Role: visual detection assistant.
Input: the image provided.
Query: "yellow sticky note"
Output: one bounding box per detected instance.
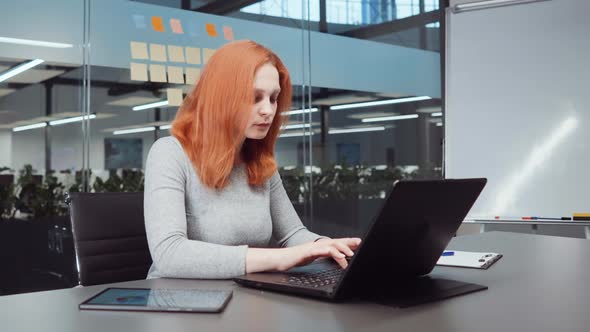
[203,48,216,64]
[167,88,184,106]
[149,64,167,82]
[149,43,167,62]
[167,66,184,84]
[130,62,148,81]
[185,47,201,65]
[168,45,185,63]
[185,67,201,84]
[130,41,148,59]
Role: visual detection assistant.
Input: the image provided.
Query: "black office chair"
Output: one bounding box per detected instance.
[67,192,152,286]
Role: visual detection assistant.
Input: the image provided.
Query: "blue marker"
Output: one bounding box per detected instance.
[442,251,454,257]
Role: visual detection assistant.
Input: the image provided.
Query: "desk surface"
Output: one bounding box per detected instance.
[1,231,589,332]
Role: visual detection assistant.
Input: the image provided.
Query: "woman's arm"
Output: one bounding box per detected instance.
[144,138,248,279]
[262,171,361,271]
[246,238,361,272]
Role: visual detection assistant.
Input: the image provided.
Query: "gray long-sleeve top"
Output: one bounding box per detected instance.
[144,136,324,279]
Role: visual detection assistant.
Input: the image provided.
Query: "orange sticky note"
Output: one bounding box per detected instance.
[151,16,165,32]
[223,26,234,41]
[170,19,183,34]
[205,23,218,37]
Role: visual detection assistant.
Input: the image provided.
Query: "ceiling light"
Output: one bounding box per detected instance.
[280,131,316,138]
[113,127,156,135]
[329,126,385,134]
[282,123,311,130]
[283,108,319,116]
[159,124,172,130]
[0,36,73,48]
[431,112,442,117]
[361,114,419,123]
[330,96,431,110]
[0,59,44,83]
[13,122,47,132]
[132,100,169,111]
[49,114,96,126]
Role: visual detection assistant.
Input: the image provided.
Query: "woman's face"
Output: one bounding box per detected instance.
[245,63,281,140]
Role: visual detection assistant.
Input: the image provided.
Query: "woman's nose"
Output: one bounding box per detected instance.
[259,100,273,116]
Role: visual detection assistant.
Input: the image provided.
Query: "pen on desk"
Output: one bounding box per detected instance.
[441,251,454,256]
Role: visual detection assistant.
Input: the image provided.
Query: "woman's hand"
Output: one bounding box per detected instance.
[276,237,362,271]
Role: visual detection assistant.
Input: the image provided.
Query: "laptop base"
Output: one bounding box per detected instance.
[363,276,487,308]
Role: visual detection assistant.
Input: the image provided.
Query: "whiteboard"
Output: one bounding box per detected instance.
[445,0,589,219]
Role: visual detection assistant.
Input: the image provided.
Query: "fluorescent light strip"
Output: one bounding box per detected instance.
[49,114,96,126]
[13,122,47,132]
[280,131,316,138]
[282,108,318,116]
[113,127,156,135]
[159,124,172,130]
[0,59,45,83]
[132,100,169,111]
[329,126,385,134]
[0,36,73,48]
[282,123,311,130]
[330,96,431,110]
[436,122,443,127]
[362,114,418,123]
[431,112,442,117]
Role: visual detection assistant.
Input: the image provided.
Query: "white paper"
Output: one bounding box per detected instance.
[436,251,502,269]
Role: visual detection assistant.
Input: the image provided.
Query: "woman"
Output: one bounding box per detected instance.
[144,40,361,279]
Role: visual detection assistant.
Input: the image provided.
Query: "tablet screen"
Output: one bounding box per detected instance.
[80,288,232,312]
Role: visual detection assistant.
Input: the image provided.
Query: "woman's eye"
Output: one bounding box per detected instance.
[254,95,263,103]
[270,98,277,104]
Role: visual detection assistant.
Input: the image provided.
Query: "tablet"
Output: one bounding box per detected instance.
[79,287,232,313]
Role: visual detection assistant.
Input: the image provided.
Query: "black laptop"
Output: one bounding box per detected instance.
[233,178,488,307]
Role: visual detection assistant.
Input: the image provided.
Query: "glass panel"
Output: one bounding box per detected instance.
[306,1,444,237]
[87,0,315,224]
[0,1,85,295]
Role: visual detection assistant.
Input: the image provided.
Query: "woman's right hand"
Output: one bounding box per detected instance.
[276,237,362,271]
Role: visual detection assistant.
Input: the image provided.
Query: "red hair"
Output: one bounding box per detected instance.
[171,40,292,189]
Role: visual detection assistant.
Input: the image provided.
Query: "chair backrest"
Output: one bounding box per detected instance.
[68,192,152,286]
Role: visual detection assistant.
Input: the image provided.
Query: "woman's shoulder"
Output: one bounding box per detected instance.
[148,136,188,163]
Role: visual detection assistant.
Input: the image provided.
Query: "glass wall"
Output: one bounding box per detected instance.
[0,0,443,295]
[234,0,444,236]
[0,1,85,294]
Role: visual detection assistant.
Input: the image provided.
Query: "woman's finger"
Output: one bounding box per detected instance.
[346,237,362,248]
[332,241,354,256]
[328,247,348,269]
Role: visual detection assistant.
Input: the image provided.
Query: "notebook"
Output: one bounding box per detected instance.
[437,251,502,269]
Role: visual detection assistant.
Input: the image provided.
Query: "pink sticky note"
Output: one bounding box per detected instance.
[223,26,234,41]
[170,19,184,34]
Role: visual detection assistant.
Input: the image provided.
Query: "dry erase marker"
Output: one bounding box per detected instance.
[442,251,454,256]
[522,216,572,220]
[494,216,521,220]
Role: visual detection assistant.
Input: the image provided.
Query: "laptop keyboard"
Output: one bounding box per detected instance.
[281,268,344,288]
